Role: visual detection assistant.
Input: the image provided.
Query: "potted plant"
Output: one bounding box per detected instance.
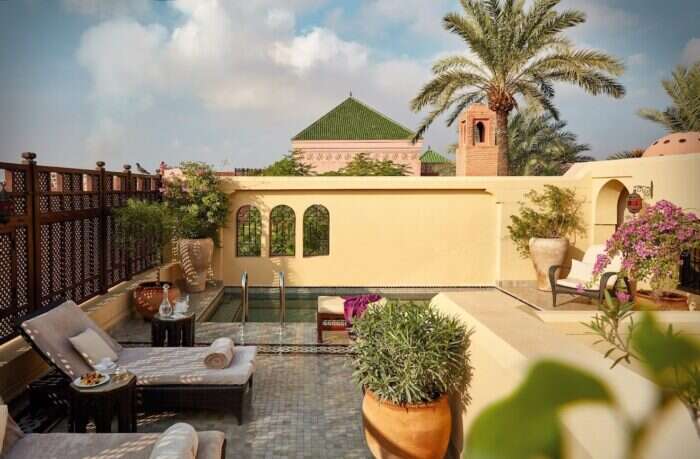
[593,200,700,310]
[164,162,229,293]
[351,301,472,459]
[114,198,179,319]
[508,185,585,290]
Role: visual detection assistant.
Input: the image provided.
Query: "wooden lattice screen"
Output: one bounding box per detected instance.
[0,153,162,344]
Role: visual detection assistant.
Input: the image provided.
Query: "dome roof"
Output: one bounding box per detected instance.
[643,132,700,157]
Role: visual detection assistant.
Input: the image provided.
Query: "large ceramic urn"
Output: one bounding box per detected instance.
[529,237,569,291]
[178,238,214,293]
[362,390,451,459]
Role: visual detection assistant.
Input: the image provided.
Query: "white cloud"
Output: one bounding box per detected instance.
[681,38,700,66]
[360,0,453,40]
[271,27,368,74]
[74,0,458,166]
[77,19,166,103]
[266,8,295,31]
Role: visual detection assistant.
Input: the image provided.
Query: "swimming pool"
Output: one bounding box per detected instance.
[209,289,442,323]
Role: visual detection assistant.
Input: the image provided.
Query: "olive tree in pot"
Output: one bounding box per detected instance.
[164,162,229,293]
[352,301,473,459]
[114,199,179,319]
[508,185,585,291]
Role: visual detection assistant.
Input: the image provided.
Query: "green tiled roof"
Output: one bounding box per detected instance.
[420,149,450,164]
[292,97,416,141]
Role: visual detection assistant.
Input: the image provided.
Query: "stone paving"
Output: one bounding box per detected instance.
[51,353,369,459]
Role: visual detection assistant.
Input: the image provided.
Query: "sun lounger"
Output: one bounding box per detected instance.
[18,300,256,424]
[316,295,386,343]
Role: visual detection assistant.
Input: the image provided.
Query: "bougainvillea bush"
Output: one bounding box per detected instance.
[594,200,700,294]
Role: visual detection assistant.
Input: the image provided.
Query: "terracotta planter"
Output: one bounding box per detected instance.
[133,281,180,320]
[178,238,214,293]
[362,390,451,459]
[529,237,569,291]
[635,290,690,311]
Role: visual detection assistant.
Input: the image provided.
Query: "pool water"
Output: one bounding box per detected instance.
[209,291,435,323]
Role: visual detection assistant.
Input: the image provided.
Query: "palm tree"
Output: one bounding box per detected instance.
[606,149,644,160]
[410,0,625,175]
[638,63,700,132]
[508,108,593,175]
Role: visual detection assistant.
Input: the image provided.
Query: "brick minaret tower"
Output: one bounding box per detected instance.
[456,104,504,176]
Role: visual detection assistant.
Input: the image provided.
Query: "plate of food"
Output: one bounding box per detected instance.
[73,371,110,388]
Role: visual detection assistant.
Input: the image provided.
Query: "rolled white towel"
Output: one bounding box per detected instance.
[203,337,235,369]
[149,422,198,459]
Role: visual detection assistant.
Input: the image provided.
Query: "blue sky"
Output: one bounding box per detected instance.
[1,0,699,171]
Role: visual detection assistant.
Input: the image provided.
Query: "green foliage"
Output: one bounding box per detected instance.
[236,206,261,257]
[584,291,636,368]
[466,313,700,458]
[507,185,585,257]
[465,360,612,459]
[508,108,593,176]
[113,199,175,262]
[260,150,314,176]
[606,149,644,160]
[411,0,625,175]
[586,293,700,439]
[321,153,409,176]
[164,162,229,243]
[351,301,473,407]
[303,205,329,257]
[270,205,295,256]
[638,63,700,132]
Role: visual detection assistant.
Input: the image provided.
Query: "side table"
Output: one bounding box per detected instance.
[151,312,195,347]
[70,371,137,433]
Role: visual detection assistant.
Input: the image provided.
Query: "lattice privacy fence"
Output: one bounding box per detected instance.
[0,153,162,344]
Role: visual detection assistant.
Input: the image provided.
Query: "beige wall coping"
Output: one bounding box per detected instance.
[432,290,700,459]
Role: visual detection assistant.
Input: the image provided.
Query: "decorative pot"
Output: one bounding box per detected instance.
[635,290,690,311]
[362,390,451,459]
[178,238,214,293]
[133,281,180,320]
[529,237,569,291]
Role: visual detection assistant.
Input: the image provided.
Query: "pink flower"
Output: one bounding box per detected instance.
[615,291,631,304]
[576,283,584,294]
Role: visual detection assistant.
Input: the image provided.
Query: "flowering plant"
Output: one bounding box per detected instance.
[164,162,229,243]
[593,200,700,294]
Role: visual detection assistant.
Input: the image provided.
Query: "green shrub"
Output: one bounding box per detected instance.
[113,198,175,262]
[164,161,229,243]
[351,300,473,407]
[507,185,585,257]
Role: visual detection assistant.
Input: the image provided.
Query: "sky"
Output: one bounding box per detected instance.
[0,0,699,172]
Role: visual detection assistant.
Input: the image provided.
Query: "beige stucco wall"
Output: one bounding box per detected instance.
[291,139,423,176]
[216,153,700,288]
[433,290,700,459]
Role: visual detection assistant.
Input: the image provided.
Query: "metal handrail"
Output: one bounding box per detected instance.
[240,272,248,324]
[279,271,286,327]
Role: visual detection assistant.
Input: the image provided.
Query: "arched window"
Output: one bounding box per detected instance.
[474,121,485,144]
[270,205,295,256]
[303,205,329,257]
[236,205,261,257]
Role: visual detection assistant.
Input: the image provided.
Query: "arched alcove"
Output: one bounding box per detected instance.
[594,179,629,244]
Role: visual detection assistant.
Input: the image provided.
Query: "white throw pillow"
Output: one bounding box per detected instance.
[69,328,118,367]
[567,259,594,283]
[149,423,198,459]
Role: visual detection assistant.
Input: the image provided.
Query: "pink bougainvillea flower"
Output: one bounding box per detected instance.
[615,291,631,304]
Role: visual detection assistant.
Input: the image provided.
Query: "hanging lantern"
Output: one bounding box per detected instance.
[0,182,12,224]
[626,192,643,214]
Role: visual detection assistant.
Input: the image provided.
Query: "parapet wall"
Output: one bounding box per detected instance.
[214,153,700,287]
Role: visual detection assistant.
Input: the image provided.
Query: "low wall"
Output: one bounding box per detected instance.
[215,153,700,288]
[432,290,700,458]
